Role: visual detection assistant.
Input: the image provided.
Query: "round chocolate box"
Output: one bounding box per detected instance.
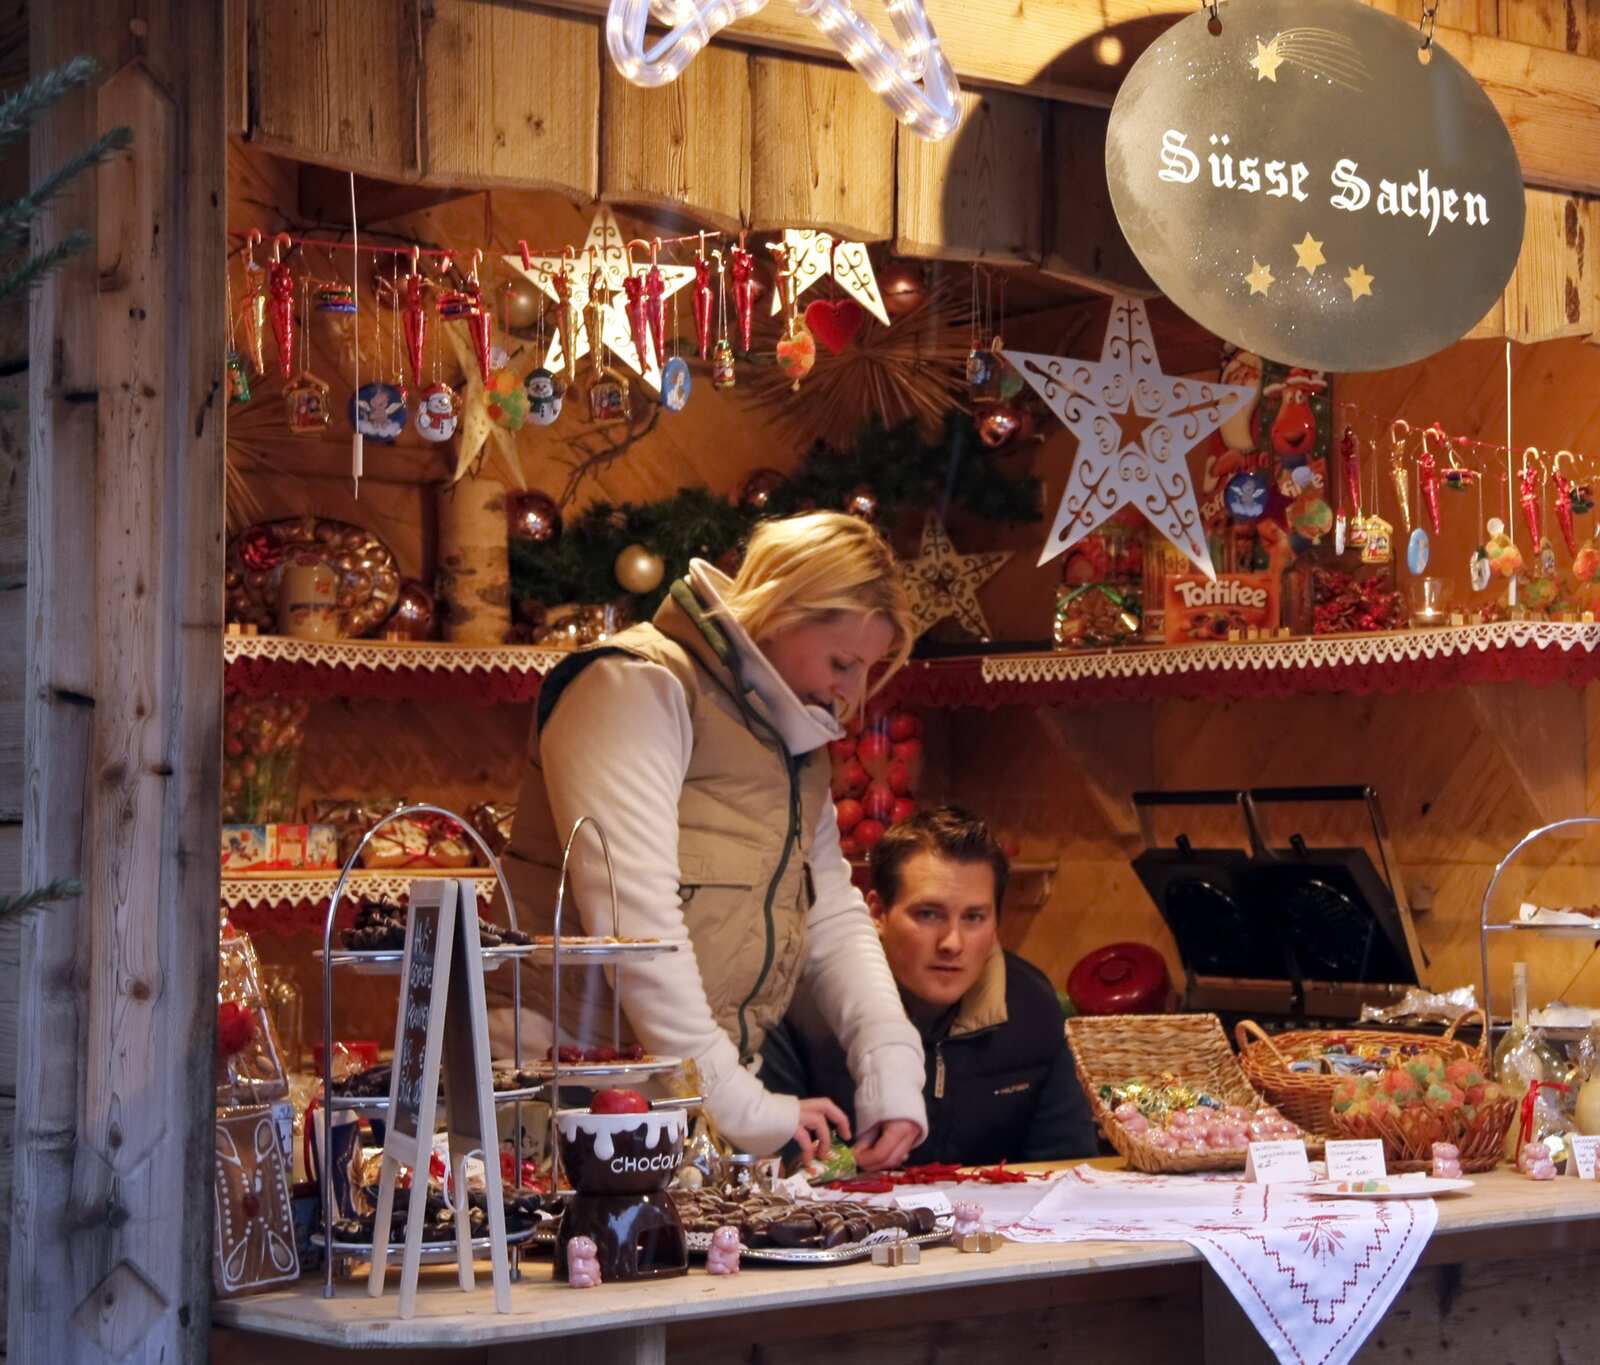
[556,1108,687,1195]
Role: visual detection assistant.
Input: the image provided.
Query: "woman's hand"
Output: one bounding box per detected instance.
[853,1119,921,1172]
[794,1096,852,1162]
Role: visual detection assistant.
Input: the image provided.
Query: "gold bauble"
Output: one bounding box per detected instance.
[614,543,665,594]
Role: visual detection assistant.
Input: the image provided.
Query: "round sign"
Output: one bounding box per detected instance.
[660,356,692,413]
[1105,0,1524,372]
[349,381,408,443]
[1407,527,1431,574]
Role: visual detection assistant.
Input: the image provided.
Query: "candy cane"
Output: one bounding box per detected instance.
[604,0,962,140]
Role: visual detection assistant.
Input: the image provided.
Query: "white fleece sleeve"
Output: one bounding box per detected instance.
[539,656,801,1156]
[799,797,929,1143]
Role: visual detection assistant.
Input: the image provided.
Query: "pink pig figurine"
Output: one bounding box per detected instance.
[706,1225,742,1276]
[952,1201,983,1238]
[566,1235,602,1287]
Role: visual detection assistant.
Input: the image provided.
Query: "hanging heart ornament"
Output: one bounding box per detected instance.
[804,298,865,355]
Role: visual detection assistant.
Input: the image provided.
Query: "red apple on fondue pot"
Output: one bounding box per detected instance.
[591,1088,649,1114]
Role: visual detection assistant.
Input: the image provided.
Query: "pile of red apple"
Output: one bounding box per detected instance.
[829,706,923,858]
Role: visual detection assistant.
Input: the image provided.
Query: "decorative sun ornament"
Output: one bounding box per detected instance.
[604,0,963,141]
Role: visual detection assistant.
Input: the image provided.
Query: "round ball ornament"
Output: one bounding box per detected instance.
[385,580,436,641]
[977,399,1033,450]
[508,490,562,544]
[739,468,788,515]
[843,485,879,522]
[415,382,461,443]
[877,262,926,319]
[1224,471,1270,521]
[615,544,665,594]
[660,356,692,413]
[501,279,540,335]
[524,368,564,427]
[775,322,817,385]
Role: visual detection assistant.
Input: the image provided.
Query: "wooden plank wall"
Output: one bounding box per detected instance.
[224,0,1600,339]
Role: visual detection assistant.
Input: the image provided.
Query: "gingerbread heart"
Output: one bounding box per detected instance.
[804,298,865,355]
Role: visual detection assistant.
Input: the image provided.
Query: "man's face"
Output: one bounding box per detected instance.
[870,850,998,1009]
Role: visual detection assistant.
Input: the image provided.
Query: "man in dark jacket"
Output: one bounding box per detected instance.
[761,806,1098,1166]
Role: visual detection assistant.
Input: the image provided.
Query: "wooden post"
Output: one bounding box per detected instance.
[11,2,225,1360]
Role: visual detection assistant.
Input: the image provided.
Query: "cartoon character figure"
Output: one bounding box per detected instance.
[952,1202,983,1239]
[1263,368,1328,458]
[350,381,408,443]
[565,1235,601,1288]
[415,383,460,443]
[706,1225,742,1276]
[524,368,563,427]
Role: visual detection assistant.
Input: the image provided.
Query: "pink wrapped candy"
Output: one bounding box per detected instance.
[1223,1106,1254,1124]
[1431,1143,1461,1180]
[1114,1100,1142,1122]
[1122,1113,1150,1134]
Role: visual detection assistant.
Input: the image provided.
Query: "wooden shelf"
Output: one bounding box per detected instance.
[226,621,1600,710]
[220,867,500,911]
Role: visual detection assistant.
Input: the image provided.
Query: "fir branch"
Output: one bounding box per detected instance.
[0,124,133,246]
[0,229,92,304]
[0,56,99,148]
[0,878,81,918]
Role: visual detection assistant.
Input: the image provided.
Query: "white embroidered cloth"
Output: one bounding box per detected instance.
[1002,1167,1437,1365]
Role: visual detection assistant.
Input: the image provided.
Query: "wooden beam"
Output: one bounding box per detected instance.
[227,0,248,137]
[599,42,750,231]
[1504,186,1595,342]
[12,8,225,1360]
[420,3,599,196]
[537,2,1600,197]
[252,0,420,179]
[895,89,1045,265]
[1042,104,1156,297]
[749,55,897,240]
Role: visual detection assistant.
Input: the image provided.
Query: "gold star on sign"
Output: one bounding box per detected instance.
[898,514,1012,640]
[1292,232,1326,276]
[1245,259,1275,296]
[1344,263,1375,301]
[1250,35,1285,81]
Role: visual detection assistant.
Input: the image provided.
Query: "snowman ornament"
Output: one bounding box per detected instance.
[415,382,460,443]
[524,368,564,427]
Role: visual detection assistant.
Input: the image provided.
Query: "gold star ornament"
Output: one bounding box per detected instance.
[1003,296,1255,580]
[1293,232,1326,276]
[899,514,1011,640]
[1344,263,1375,301]
[1250,35,1285,81]
[1245,259,1275,297]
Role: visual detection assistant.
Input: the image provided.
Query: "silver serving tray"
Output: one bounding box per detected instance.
[315,1224,540,1264]
[530,1216,953,1266]
[317,940,679,974]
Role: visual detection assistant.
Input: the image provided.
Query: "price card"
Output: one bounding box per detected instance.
[1324,1140,1387,1183]
[1566,1135,1600,1179]
[896,1189,954,1215]
[1244,1139,1312,1185]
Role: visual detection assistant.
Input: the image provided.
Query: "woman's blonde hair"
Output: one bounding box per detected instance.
[716,511,913,712]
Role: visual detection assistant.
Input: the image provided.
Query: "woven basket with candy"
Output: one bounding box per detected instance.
[1069,1012,1324,1173]
[1328,1050,1516,1173]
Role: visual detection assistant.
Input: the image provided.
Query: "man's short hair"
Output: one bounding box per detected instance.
[868,805,1009,912]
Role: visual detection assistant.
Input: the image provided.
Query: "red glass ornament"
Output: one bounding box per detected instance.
[622,272,651,369]
[693,255,713,360]
[730,246,755,354]
[1555,468,1578,555]
[738,467,787,515]
[402,269,428,391]
[1340,424,1361,517]
[644,264,667,371]
[1520,460,1542,549]
[267,259,295,380]
[1418,425,1443,535]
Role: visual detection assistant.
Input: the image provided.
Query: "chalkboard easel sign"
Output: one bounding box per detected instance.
[366,879,511,1317]
[368,880,457,1318]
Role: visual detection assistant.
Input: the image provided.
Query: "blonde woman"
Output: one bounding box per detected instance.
[498,512,927,1169]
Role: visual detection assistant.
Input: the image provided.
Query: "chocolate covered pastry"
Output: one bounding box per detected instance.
[331,1187,544,1245]
[340,898,531,951]
[669,1188,935,1249]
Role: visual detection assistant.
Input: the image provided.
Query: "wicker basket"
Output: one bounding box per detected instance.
[1067,1011,1324,1174]
[1234,1012,1488,1137]
[1326,1097,1516,1173]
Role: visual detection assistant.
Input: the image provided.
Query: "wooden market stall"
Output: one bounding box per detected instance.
[12,1,1600,1363]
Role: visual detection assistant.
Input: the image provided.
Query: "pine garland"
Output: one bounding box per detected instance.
[510,412,1041,618]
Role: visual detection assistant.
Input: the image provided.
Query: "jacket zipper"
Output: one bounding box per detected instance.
[934,1043,946,1100]
[734,749,802,1061]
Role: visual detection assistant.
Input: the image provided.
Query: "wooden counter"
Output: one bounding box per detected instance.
[214,1169,1600,1364]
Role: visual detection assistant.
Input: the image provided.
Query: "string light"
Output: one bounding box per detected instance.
[604,0,963,142]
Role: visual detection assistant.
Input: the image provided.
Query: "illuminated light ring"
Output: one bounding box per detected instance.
[604,0,963,141]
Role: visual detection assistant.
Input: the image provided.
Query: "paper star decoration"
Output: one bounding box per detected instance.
[1292,232,1326,276]
[503,205,694,391]
[442,318,532,489]
[1003,296,1256,580]
[899,514,1011,639]
[766,229,889,326]
[1250,35,1285,81]
[1245,259,1275,296]
[1344,263,1375,301]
